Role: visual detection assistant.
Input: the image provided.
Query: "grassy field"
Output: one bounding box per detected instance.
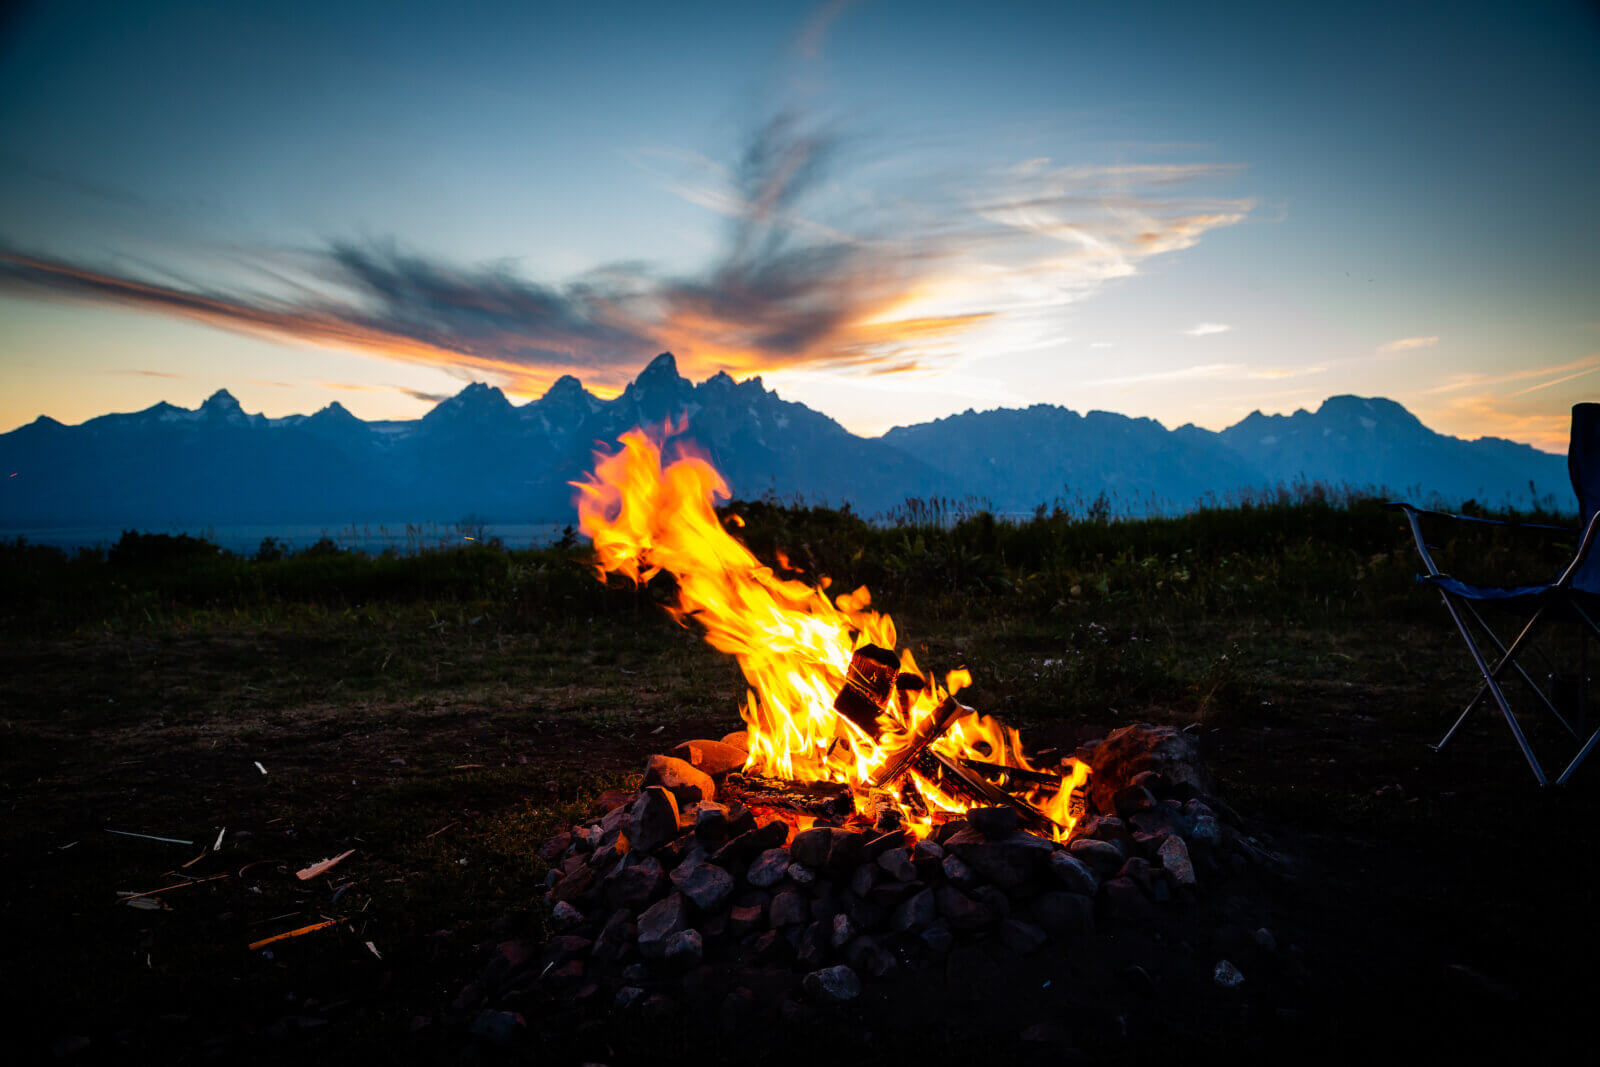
[3,494,1596,1062]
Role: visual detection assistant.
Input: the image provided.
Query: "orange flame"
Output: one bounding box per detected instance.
[575,424,1089,840]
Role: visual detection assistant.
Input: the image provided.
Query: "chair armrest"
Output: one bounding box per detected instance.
[1384,501,1576,535]
[1555,510,1600,589]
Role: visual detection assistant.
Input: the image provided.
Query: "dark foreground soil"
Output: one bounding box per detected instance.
[3,611,1597,1066]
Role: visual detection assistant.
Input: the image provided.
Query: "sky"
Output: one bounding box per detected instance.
[0,0,1596,450]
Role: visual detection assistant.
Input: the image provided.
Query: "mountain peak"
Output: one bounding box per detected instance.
[641,352,680,378]
[200,388,242,413]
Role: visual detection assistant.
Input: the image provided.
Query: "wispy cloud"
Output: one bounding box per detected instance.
[1183,322,1232,337]
[0,111,1251,398]
[1086,362,1323,387]
[1423,354,1600,395]
[1423,392,1572,453]
[1377,335,1439,353]
[112,369,181,378]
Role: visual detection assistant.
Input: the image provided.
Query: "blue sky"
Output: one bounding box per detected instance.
[1,0,1595,449]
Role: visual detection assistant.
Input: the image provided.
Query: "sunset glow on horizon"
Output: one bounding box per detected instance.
[2,0,1596,451]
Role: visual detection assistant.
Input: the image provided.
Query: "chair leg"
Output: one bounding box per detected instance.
[1436,591,1549,786]
[1555,729,1600,786]
[1461,600,1578,738]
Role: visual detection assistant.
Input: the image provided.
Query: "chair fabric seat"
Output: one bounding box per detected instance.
[1420,575,1600,620]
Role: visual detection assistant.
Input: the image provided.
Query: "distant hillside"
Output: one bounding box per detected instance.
[0,354,1573,529]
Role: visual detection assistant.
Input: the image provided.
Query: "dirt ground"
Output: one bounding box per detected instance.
[4,608,1597,1065]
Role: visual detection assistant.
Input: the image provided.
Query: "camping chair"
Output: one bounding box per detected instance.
[1387,402,1600,786]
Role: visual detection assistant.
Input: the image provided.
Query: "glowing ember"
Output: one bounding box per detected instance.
[575,424,1090,840]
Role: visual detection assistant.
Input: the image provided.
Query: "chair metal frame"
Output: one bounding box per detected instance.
[1388,502,1600,786]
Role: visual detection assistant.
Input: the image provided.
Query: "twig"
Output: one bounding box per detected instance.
[106,829,194,846]
[118,872,228,901]
[425,822,457,839]
[213,827,227,851]
[254,761,268,775]
[248,919,339,952]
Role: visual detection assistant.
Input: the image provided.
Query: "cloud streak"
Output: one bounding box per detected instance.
[0,113,1251,398]
[1183,322,1232,337]
[1377,335,1439,353]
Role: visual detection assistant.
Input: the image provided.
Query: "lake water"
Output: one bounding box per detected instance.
[1,521,574,555]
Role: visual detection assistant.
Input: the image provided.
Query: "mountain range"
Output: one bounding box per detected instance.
[0,353,1573,530]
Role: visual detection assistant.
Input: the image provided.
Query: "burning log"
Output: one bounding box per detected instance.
[957,758,1064,789]
[832,644,901,734]
[866,693,970,789]
[929,749,1059,836]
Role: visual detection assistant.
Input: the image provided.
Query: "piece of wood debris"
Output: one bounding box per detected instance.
[181,848,209,869]
[425,821,457,839]
[213,827,227,851]
[118,872,228,901]
[248,918,339,952]
[125,897,166,911]
[106,829,195,846]
[365,940,382,960]
[296,849,356,881]
[254,761,268,775]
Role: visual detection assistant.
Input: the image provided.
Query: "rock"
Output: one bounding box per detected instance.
[1029,890,1094,937]
[999,918,1048,954]
[726,803,758,836]
[614,986,646,1011]
[594,789,634,814]
[1213,959,1245,988]
[890,887,937,933]
[746,848,791,887]
[642,754,715,806]
[935,886,994,930]
[863,829,906,858]
[729,903,765,937]
[751,929,789,962]
[1128,769,1165,793]
[1253,927,1278,953]
[1048,850,1100,895]
[844,893,886,933]
[858,943,899,979]
[941,854,977,888]
[468,1009,525,1047]
[538,831,572,862]
[1068,838,1125,876]
[662,928,704,969]
[1098,877,1152,920]
[694,802,730,843]
[802,965,861,1004]
[786,862,816,887]
[1156,835,1195,886]
[850,862,878,897]
[830,912,856,950]
[628,787,682,854]
[790,827,834,868]
[639,994,677,1020]
[721,730,749,751]
[919,924,954,954]
[591,909,635,962]
[945,829,1054,889]
[770,888,809,927]
[549,865,597,904]
[672,739,748,776]
[1088,723,1214,814]
[603,856,666,911]
[968,806,1020,839]
[636,893,689,959]
[827,830,866,871]
[971,885,1011,918]
[670,858,734,911]
[912,838,945,862]
[809,884,840,922]
[797,921,828,968]
[550,900,584,932]
[713,821,787,864]
[876,847,916,882]
[1118,856,1171,903]
[1112,785,1157,817]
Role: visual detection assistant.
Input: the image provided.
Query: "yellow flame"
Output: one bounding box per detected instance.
[575,424,1088,839]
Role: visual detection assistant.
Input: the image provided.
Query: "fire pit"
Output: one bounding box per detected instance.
[459,427,1291,1051]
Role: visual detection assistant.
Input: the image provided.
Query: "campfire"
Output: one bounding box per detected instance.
[493,423,1263,1040]
[574,425,1092,842]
